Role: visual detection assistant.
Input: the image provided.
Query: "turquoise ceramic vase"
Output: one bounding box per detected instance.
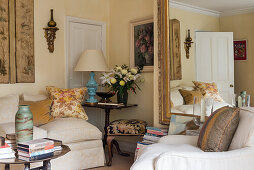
[15,105,33,143]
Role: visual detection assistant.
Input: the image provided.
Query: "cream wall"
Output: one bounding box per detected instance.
[0,0,110,97]
[220,12,254,106]
[108,0,154,126]
[154,8,220,127]
[169,8,220,87]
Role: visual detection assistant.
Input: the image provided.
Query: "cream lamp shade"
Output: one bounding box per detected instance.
[74,50,109,72]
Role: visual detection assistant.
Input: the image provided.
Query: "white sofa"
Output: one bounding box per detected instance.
[0,94,105,170]
[131,107,254,170]
[170,85,230,116]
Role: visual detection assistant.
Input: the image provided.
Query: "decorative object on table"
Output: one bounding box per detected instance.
[75,50,109,104]
[170,19,182,80]
[43,9,59,53]
[232,94,236,107]
[100,64,143,105]
[130,17,154,72]
[15,0,35,83]
[234,40,247,61]
[15,105,33,143]
[237,95,242,107]
[184,29,194,59]
[96,92,115,103]
[197,106,240,152]
[247,94,251,107]
[46,86,88,120]
[240,91,247,107]
[5,133,16,150]
[107,119,147,166]
[17,138,54,161]
[0,137,4,146]
[0,0,10,84]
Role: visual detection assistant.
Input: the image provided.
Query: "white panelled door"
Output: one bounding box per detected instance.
[68,21,103,88]
[66,17,106,131]
[195,32,234,103]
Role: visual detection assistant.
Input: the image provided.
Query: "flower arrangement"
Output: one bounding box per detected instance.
[100,64,143,103]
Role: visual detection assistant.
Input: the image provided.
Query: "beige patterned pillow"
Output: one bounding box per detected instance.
[193,81,224,102]
[46,86,88,120]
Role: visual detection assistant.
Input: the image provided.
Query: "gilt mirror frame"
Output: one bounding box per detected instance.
[157,0,171,125]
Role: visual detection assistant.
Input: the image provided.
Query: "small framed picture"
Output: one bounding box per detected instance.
[130,17,154,72]
[234,40,247,61]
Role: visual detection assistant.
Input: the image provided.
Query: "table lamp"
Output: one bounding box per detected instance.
[75,50,109,104]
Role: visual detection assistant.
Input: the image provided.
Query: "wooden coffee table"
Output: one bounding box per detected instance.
[0,145,70,170]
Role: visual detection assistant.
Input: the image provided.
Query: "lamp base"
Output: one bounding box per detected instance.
[86,71,98,103]
[84,102,98,106]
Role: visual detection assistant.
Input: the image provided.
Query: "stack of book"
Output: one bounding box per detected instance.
[0,143,15,159]
[142,127,168,144]
[43,138,62,151]
[134,127,168,161]
[17,139,55,161]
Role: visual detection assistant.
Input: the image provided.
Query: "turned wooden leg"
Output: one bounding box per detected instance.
[43,160,51,170]
[24,163,30,170]
[106,135,115,166]
[5,164,10,170]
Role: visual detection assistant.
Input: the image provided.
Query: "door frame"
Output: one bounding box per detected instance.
[65,16,106,88]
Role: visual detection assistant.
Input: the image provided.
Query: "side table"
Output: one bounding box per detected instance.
[83,103,137,156]
[1,145,70,170]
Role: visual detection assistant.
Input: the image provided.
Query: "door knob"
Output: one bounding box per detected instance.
[230,84,234,87]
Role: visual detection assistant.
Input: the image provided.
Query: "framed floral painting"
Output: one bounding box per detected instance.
[130,18,154,72]
[234,40,247,61]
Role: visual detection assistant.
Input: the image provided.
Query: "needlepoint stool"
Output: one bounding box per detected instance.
[106,119,147,166]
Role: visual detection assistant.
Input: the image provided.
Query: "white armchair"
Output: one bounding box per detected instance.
[131,108,254,170]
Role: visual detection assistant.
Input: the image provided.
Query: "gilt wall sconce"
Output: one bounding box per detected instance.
[184,29,193,59]
[43,9,59,53]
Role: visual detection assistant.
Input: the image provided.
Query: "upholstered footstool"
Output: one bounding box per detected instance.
[106,119,147,166]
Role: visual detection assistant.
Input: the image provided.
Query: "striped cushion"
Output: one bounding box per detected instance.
[197,106,240,152]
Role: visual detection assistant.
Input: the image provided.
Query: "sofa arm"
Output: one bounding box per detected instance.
[159,135,198,146]
[155,147,254,170]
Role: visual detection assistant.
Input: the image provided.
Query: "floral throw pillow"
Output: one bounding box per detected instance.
[192,81,224,102]
[46,86,88,120]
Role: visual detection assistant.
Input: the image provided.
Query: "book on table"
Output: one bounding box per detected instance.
[0,143,15,159]
[43,138,62,151]
[17,139,55,161]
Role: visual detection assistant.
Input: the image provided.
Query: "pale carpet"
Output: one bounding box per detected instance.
[90,153,134,170]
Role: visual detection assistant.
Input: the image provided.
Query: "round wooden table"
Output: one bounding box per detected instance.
[0,145,70,170]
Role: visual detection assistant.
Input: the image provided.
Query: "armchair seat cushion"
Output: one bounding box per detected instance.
[40,118,102,144]
[107,119,147,135]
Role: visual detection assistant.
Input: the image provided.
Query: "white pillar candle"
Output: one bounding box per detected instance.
[238,96,242,107]
[200,99,206,122]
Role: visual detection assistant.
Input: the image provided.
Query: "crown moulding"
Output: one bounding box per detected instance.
[170,0,254,17]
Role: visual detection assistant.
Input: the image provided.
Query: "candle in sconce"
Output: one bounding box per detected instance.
[187,29,190,37]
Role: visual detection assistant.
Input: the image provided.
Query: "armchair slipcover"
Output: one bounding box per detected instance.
[131,108,254,170]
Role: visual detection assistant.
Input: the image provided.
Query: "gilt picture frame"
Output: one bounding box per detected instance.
[130,17,154,72]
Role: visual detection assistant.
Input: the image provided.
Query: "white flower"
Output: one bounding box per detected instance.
[115,66,122,71]
[131,68,138,75]
[99,73,112,85]
[128,74,134,80]
[121,69,128,75]
[133,74,141,81]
